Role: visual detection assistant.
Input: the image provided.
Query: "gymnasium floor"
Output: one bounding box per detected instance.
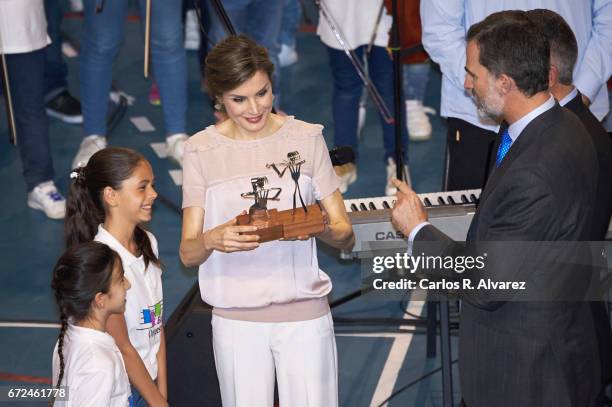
[2,9,479,407]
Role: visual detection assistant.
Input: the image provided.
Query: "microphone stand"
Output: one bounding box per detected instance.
[390,0,405,181]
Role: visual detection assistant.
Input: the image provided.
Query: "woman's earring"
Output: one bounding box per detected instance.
[214,103,222,111]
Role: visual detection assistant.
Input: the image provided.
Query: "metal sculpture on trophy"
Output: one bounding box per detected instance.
[236,152,325,242]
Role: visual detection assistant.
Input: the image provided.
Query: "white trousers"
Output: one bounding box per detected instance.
[211,313,338,407]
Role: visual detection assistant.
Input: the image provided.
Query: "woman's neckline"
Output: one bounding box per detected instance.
[211,114,293,143]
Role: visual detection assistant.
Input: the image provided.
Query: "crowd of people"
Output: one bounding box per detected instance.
[1,0,611,406]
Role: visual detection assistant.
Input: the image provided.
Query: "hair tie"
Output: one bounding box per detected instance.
[69,166,87,183]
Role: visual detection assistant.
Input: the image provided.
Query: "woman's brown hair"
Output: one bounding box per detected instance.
[204,34,275,100]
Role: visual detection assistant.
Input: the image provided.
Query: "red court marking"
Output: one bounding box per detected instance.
[0,372,52,385]
[63,12,141,22]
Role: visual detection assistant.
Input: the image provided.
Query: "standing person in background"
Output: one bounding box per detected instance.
[421,0,612,191]
[317,0,409,195]
[43,0,83,125]
[0,0,66,219]
[75,0,188,169]
[51,242,132,407]
[388,0,436,142]
[180,35,354,407]
[278,0,301,68]
[206,0,284,108]
[65,147,168,407]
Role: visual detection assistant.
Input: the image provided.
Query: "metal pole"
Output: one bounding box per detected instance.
[144,0,152,78]
[391,0,405,180]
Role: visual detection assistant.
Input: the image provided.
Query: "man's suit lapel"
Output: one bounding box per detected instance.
[469,104,562,236]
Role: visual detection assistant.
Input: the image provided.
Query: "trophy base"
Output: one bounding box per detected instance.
[236,204,325,243]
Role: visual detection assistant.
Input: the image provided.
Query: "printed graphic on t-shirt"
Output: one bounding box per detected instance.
[137,300,163,338]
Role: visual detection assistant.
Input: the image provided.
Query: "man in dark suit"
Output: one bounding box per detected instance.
[527,9,612,402]
[391,11,602,406]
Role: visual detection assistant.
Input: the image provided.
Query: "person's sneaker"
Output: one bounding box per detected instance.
[166,133,189,166]
[46,90,83,124]
[72,135,107,169]
[278,44,298,68]
[385,157,411,196]
[184,10,201,50]
[149,83,161,106]
[69,0,83,12]
[27,181,66,219]
[334,162,357,194]
[405,100,434,141]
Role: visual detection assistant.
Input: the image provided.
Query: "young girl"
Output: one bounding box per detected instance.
[180,35,354,407]
[65,147,167,407]
[51,241,131,406]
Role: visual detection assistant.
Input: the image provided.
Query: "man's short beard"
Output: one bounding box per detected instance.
[474,78,505,121]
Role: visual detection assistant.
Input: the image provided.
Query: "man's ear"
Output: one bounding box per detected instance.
[103,186,118,207]
[548,64,559,89]
[497,73,515,95]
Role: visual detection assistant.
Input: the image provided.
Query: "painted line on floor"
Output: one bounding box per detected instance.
[0,372,52,385]
[150,142,168,158]
[348,292,425,407]
[168,169,183,186]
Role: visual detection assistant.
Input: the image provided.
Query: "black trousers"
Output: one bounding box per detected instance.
[445,118,496,191]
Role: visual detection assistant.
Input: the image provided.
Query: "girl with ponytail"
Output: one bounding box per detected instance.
[51,242,131,406]
[65,147,167,407]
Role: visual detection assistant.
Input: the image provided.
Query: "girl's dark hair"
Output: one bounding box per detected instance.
[50,242,120,404]
[205,34,274,100]
[65,147,160,268]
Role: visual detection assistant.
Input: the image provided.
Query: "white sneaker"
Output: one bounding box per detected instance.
[406,100,434,141]
[166,133,189,166]
[334,163,357,194]
[72,135,107,169]
[385,157,411,196]
[184,10,201,50]
[27,181,66,219]
[69,0,83,12]
[278,44,298,68]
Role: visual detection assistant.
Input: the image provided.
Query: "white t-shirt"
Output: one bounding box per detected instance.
[52,324,130,407]
[317,0,392,50]
[94,225,164,380]
[0,0,50,54]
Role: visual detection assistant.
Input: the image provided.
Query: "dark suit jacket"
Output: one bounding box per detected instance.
[564,92,612,391]
[417,103,601,406]
[564,92,612,240]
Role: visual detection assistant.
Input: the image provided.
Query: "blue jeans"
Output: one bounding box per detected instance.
[43,0,68,100]
[207,0,283,107]
[279,0,301,47]
[327,45,408,162]
[80,0,187,136]
[4,49,55,190]
[403,62,431,102]
[128,385,148,407]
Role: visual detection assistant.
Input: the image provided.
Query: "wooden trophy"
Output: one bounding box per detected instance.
[236,152,325,242]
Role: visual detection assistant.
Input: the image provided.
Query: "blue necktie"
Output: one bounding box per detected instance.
[495,130,512,167]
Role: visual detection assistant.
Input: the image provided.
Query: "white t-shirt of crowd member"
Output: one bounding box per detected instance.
[0,0,50,54]
[94,225,164,380]
[52,324,131,407]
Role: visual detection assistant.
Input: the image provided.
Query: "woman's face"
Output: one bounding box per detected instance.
[220,70,274,138]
